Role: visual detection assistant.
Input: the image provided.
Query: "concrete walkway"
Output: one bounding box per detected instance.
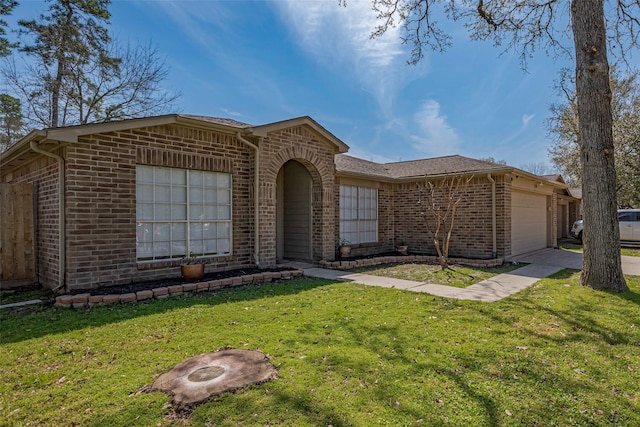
[0,299,43,310]
[513,248,640,276]
[304,263,563,302]
[300,248,640,302]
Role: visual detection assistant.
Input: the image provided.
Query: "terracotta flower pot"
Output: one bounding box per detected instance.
[396,245,408,255]
[181,264,205,281]
[339,245,351,258]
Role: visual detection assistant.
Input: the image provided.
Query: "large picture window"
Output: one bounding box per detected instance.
[136,165,232,261]
[339,185,378,244]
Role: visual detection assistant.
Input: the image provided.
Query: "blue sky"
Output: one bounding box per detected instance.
[11,1,626,169]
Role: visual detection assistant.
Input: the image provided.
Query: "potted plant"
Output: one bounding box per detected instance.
[338,237,352,258]
[396,240,408,255]
[181,252,205,281]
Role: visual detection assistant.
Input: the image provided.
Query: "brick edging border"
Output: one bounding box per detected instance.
[55,269,304,309]
[319,255,504,270]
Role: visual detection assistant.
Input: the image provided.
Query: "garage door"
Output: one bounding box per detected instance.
[511,191,548,256]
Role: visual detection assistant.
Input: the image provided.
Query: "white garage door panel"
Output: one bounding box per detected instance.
[512,191,547,256]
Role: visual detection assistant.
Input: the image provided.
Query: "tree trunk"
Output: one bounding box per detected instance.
[570,0,627,291]
[51,1,75,128]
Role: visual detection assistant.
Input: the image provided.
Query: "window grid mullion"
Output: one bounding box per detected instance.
[136,166,232,262]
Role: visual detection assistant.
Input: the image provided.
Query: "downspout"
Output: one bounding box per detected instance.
[236,132,260,267]
[30,139,66,291]
[487,174,497,259]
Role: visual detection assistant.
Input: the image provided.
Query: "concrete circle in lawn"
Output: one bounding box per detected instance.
[150,348,277,411]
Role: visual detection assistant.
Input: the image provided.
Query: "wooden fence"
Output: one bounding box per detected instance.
[0,183,36,288]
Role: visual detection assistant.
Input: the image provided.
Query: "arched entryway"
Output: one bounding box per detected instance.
[276,160,313,261]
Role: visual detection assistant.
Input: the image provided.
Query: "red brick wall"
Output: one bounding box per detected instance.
[51,123,339,290]
[259,127,337,263]
[62,125,254,290]
[334,175,512,260]
[395,176,497,259]
[4,120,524,289]
[496,175,511,258]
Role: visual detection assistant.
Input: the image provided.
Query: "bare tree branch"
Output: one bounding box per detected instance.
[418,174,472,269]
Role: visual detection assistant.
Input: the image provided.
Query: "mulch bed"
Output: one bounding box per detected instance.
[68,267,295,296]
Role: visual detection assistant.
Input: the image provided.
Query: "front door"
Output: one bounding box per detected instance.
[276,161,312,260]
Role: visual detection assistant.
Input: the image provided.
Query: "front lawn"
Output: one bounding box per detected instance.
[1,273,639,426]
[354,262,524,288]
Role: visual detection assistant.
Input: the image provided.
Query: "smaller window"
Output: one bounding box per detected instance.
[339,185,378,244]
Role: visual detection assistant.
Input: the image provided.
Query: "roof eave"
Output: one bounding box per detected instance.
[175,115,252,134]
[392,167,514,181]
[335,170,395,182]
[336,167,515,183]
[251,116,350,154]
[510,168,568,189]
[1,115,254,172]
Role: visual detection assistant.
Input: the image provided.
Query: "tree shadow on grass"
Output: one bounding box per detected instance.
[489,297,639,348]
[0,277,335,345]
[547,268,640,306]
[288,320,502,426]
[606,288,640,305]
[334,319,637,425]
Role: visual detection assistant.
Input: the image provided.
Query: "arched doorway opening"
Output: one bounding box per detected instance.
[276,160,312,261]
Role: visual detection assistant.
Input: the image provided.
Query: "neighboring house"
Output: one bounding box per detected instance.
[542,175,583,239]
[0,114,580,291]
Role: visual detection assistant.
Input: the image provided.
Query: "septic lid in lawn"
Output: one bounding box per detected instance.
[149,348,277,412]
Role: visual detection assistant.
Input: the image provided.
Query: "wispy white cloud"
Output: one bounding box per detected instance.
[522,113,535,127]
[128,2,295,119]
[134,1,233,46]
[409,99,461,157]
[221,108,247,118]
[275,1,403,69]
[272,1,423,119]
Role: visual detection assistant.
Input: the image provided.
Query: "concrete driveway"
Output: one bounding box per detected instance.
[512,248,640,276]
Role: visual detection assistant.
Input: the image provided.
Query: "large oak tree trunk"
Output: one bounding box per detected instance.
[571,0,627,291]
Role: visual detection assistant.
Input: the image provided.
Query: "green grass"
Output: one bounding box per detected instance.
[0,287,56,306]
[354,262,524,288]
[622,247,640,257]
[558,241,584,253]
[558,240,640,257]
[1,274,639,426]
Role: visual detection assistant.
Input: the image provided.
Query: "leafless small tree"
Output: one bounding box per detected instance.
[418,174,472,269]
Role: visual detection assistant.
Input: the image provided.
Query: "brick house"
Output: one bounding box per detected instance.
[0,114,579,291]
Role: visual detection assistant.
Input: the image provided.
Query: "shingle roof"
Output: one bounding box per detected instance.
[385,155,508,178]
[335,155,392,179]
[178,114,253,128]
[336,154,509,180]
[542,174,565,183]
[568,187,582,199]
